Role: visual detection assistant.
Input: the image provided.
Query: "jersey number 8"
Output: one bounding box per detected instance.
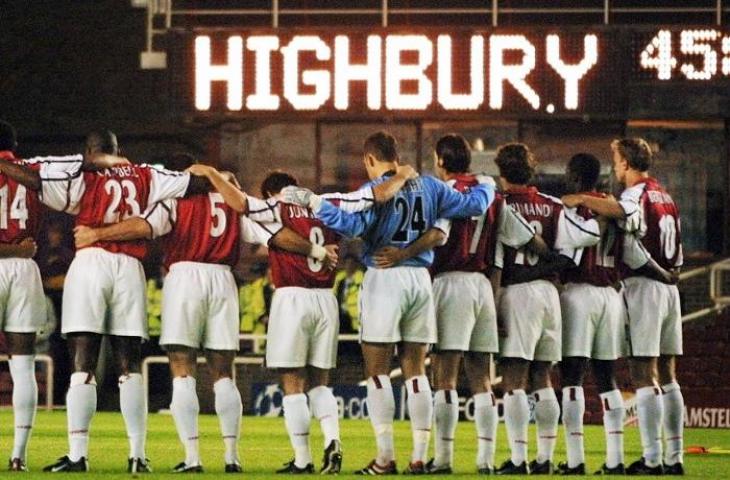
[307,226,325,273]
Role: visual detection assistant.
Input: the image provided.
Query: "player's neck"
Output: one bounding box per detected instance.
[502,180,528,192]
[372,162,398,178]
[442,171,465,182]
[625,170,650,187]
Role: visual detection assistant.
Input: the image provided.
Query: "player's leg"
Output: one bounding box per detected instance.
[430,351,461,472]
[206,350,242,471]
[5,333,37,470]
[529,361,560,473]
[278,368,314,472]
[658,355,684,472]
[658,284,684,473]
[362,342,397,471]
[558,357,589,473]
[399,341,433,471]
[629,356,664,473]
[498,357,531,473]
[109,335,148,470]
[307,366,341,474]
[3,258,46,470]
[593,359,625,473]
[167,346,203,471]
[464,352,498,474]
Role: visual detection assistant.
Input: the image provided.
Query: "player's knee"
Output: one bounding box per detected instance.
[560,357,588,386]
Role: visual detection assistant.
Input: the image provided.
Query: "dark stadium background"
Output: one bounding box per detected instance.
[0,0,729,427]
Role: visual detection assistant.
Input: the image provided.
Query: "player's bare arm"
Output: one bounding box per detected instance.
[636,256,680,285]
[0,159,41,190]
[562,193,625,219]
[85,153,131,170]
[73,218,153,249]
[372,227,446,268]
[0,238,37,259]
[370,164,418,203]
[187,164,248,213]
[270,227,339,270]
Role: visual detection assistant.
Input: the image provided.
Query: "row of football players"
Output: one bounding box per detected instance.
[274,133,683,476]
[0,121,682,476]
[0,121,419,473]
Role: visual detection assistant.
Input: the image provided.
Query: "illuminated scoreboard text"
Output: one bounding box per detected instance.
[167,28,730,118]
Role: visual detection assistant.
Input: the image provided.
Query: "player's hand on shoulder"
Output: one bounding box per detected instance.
[186,163,214,177]
[18,237,37,258]
[323,244,339,271]
[281,185,315,208]
[73,225,99,249]
[395,164,418,181]
[88,153,131,169]
[474,173,496,186]
[373,246,404,269]
[561,193,583,208]
[220,171,242,188]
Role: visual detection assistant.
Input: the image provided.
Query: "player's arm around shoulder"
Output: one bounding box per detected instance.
[429,175,495,219]
[372,227,447,269]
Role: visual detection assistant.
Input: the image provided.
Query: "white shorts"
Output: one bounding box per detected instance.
[499,280,562,362]
[62,248,147,338]
[160,262,240,351]
[561,283,625,360]
[623,276,682,357]
[0,258,46,333]
[434,272,497,353]
[266,287,339,370]
[359,267,436,344]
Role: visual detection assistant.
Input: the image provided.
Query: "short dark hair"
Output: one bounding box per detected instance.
[363,131,398,163]
[611,137,652,172]
[261,170,298,199]
[0,120,17,152]
[86,130,118,155]
[567,153,601,190]
[166,153,197,172]
[436,134,471,173]
[495,143,535,185]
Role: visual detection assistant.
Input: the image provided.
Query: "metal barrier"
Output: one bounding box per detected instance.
[0,354,54,410]
[137,0,730,68]
[680,257,730,323]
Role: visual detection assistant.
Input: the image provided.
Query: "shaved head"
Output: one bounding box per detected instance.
[85,130,118,155]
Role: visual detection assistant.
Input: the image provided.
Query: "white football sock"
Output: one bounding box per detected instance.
[636,386,663,467]
[405,375,432,464]
[366,375,395,465]
[662,382,684,466]
[9,355,37,461]
[561,386,585,468]
[283,393,312,468]
[600,389,625,469]
[503,389,529,466]
[533,388,560,464]
[433,389,458,467]
[308,385,340,448]
[474,391,498,469]
[119,373,147,460]
[170,376,200,466]
[214,377,242,465]
[66,372,97,462]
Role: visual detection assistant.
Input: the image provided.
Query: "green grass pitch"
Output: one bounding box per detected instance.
[2,410,730,478]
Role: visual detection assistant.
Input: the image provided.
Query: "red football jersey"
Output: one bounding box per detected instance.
[72,165,188,260]
[0,151,44,244]
[562,192,623,287]
[269,202,339,289]
[146,193,242,270]
[622,178,682,273]
[431,174,501,275]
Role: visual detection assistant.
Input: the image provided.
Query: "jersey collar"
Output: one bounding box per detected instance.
[505,185,537,195]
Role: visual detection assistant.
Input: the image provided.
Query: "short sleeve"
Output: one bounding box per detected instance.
[622,233,650,270]
[240,216,282,246]
[498,205,535,248]
[35,155,85,213]
[321,186,376,213]
[143,200,177,239]
[618,185,643,233]
[246,196,281,223]
[148,166,191,205]
[555,207,601,250]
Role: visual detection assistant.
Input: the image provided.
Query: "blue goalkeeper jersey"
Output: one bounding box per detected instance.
[315,173,495,268]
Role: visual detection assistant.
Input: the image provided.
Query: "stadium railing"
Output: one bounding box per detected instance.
[0,354,54,410]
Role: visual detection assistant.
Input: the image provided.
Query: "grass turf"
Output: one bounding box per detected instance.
[1,410,729,477]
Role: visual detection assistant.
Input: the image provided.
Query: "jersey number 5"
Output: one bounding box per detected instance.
[209,193,227,237]
[0,184,28,230]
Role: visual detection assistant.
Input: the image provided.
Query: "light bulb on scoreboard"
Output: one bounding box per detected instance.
[679,30,718,80]
[281,36,332,111]
[334,35,382,110]
[640,30,676,80]
[489,35,540,110]
[546,34,597,110]
[722,36,730,76]
[385,35,433,110]
[437,35,485,110]
[195,35,243,111]
[246,36,280,110]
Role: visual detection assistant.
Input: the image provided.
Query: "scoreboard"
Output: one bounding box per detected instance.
[167,27,730,119]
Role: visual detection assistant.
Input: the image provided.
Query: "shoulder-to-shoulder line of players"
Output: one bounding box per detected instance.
[0,120,684,476]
